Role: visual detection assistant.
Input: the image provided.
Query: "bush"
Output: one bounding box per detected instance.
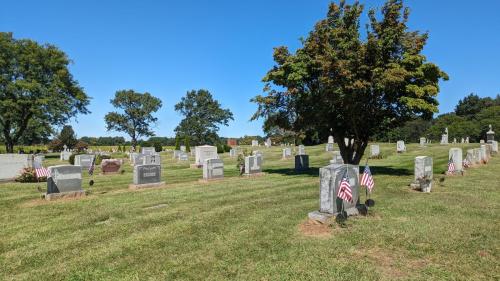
[153,142,163,152]
[216,144,224,154]
[48,139,64,152]
[15,168,45,183]
[68,153,83,165]
[184,136,191,152]
[95,154,111,165]
[223,144,231,153]
[74,140,89,152]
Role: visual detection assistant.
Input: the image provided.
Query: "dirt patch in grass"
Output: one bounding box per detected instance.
[353,247,428,279]
[298,219,334,238]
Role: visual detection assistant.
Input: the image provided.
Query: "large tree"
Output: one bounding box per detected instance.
[0,32,90,152]
[174,89,233,145]
[104,90,162,149]
[251,0,448,164]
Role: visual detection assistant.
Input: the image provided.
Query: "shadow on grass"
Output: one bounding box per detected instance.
[264,167,320,177]
[370,166,412,176]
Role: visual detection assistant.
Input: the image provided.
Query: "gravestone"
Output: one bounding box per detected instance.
[297,145,306,155]
[410,156,433,192]
[328,135,334,144]
[420,137,426,147]
[329,151,344,169]
[465,149,474,166]
[0,154,34,181]
[180,145,186,152]
[229,148,237,157]
[295,155,309,171]
[143,154,161,165]
[101,159,122,174]
[486,124,495,143]
[465,137,470,143]
[194,145,218,168]
[172,150,181,159]
[453,138,457,144]
[244,155,263,175]
[396,141,406,153]
[472,148,481,165]
[282,148,292,159]
[130,164,164,189]
[74,154,95,168]
[265,138,272,148]
[480,140,485,144]
[440,127,449,145]
[325,143,334,152]
[60,145,72,161]
[448,148,463,174]
[461,138,465,144]
[370,145,380,158]
[485,144,493,158]
[308,164,360,222]
[45,165,84,200]
[141,147,156,155]
[480,145,488,163]
[492,141,498,154]
[202,158,224,181]
[133,154,146,166]
[251,140,259,147]
[129,152,138,163]
[178,152,189,161]
[34,155,45,169]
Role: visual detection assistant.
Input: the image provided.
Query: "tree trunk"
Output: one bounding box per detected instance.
[5,141,14,153]
[336,135,369,165]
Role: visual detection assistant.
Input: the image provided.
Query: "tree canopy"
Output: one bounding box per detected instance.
[174,89,233,145]
[104,90,162,149]
[251,0,448,164]
[0,32,90,152]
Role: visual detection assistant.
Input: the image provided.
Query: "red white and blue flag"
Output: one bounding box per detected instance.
[447,156,455,174]
[35,168,50,178]
[337,173,353,202]
[88,156,96,176]
[360,164,375,192]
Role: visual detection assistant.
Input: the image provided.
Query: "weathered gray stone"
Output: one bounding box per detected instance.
[133,164,162,185]
[325,143,334,152]
[203,158,224,180]
[282,148,292,159]
[370,145,380,157]
[396,141,406,153]
[0,154,34,181]
[328,136,334,144]
[472,148,481,164]
[33,155,45,169]
[46,165,83,195]
[316,164,360,216]
[420,137,426,147]
[297,145,306,155]
[448,148,463,173]
[60,147,72,161]
[412,156,433,192]
[329,151,344,168]
[265,138,272,148]
[245,155,262,175]
[178,152,189,161]
[492,141,498,154]
[251,140,259,147]
[295,155,309,171]
[143,154,161,165]
[180,145,186,152]
[141,147,156,155]
[486,124,495,143]
[195,145,218,167]
[74,154,95,168]
[441,128,449,145]
[480,145,489,163]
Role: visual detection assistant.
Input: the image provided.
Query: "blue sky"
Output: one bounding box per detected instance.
[1,0,499,139]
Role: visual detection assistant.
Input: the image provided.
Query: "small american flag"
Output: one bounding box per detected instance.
[447,156,455,174]
[88,156,96,175]
[360,164,375,192]
[462,158,470,168]
[337,172,353,202]
[35,167,50,178]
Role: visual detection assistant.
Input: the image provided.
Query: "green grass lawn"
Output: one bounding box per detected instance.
[1,143,499,280]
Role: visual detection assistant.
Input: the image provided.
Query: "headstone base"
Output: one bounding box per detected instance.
[243,172,266,177]
[129,181,166,190]
[44,190,86,201]
[308,207,361,223]
[410,181,432,193]
[446,171,464,176]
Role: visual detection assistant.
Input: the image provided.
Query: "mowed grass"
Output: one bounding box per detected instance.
[0,143,499,281]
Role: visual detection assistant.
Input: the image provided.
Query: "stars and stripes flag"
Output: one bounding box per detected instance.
[463,158,471,168]
[337,172,353,203]
[88,156,96,176]
[35,167,50,178]
[360,164,375,192]
[447,156,455,174]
